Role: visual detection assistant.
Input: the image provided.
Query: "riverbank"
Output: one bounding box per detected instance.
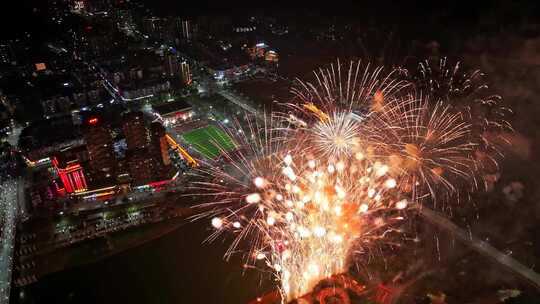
[12,207,192,290]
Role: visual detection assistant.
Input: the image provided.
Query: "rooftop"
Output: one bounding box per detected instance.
[194,41,251,70]
[152,99,192,116]
[19,115,79,151]
[31,73,83,100]
[105,49,163,74]
[53,144,88,167]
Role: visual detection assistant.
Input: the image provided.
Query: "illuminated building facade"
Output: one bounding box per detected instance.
[35,62,47,71]
[142,17,166,39]
[247,42,268,59]
[150,122,171,168]
[122,111,168,185]
[51,145,90,194]
[126,148,156,186]
[164,54,180,77]
[148,122,173,181]
[71,0,85,11]
[122,111,149,150]
[152,100,193,126]
[52,158,88,194]
[208,64,251,83]
[180,61,192,85]
[246,43,279,62]
[83,116,116,178]
[265,50,279,62]
[73,0,112,14]
[179,19,192,42]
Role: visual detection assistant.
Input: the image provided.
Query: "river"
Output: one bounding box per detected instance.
[12,221,273,304]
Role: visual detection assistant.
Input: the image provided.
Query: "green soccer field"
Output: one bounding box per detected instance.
[181,125,236,159]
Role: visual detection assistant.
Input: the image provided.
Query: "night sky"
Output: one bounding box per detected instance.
[3,1,539,37]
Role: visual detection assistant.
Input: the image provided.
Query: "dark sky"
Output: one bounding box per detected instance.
[145,0,539,23]
[0,1,58,39]
[1,0,539,40]
[144,0,540,46]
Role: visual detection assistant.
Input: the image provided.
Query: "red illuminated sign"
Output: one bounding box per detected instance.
[88,117,99,125]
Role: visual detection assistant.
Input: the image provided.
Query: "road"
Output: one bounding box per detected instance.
[6,122,22,147]
[0,180,20,304]
[69,181,185,214]
[418,206,540,289]
[216,89,259,115]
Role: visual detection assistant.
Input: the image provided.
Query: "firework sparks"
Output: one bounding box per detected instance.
[289,59,410,117]
[191,141,408,300]
[365,95,480,203]
[271,154,409,299]
[187,59,510,302]
[407,58,513,187]
[309,111,363,159]
[187,114,410,300]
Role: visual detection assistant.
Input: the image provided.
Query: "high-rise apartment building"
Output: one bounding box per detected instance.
[83,116,116,178]
[122,111,149,150]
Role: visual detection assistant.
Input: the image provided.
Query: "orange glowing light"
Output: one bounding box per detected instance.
[165,134,198,166]
[88,117,99,125]
[303,103,330,122]
[35,63,47,71]
[372,90,384,112]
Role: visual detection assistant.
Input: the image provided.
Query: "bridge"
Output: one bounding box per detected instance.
[418,206,540,289]
[216,89,259,115]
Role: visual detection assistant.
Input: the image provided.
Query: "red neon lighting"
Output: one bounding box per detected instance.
[148,180,170,188]
[79,171,87,190]
[80,172,88,189]
[54,160,87,193]
[71,169,87,192]
[74,171,83,191]
[59,171,73,193]
[88,117,99,125]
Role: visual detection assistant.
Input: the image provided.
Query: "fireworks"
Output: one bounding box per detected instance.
[289,59,410,116]
[309,111,363,159]
[365,95,480,203]
[187,59,510,302]
[272,154,408,299]
[188,115,410,300]
[191,138,408,300]
[406,58,513,188]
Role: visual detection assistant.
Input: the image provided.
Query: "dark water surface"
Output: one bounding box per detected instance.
[14,221,272,304]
